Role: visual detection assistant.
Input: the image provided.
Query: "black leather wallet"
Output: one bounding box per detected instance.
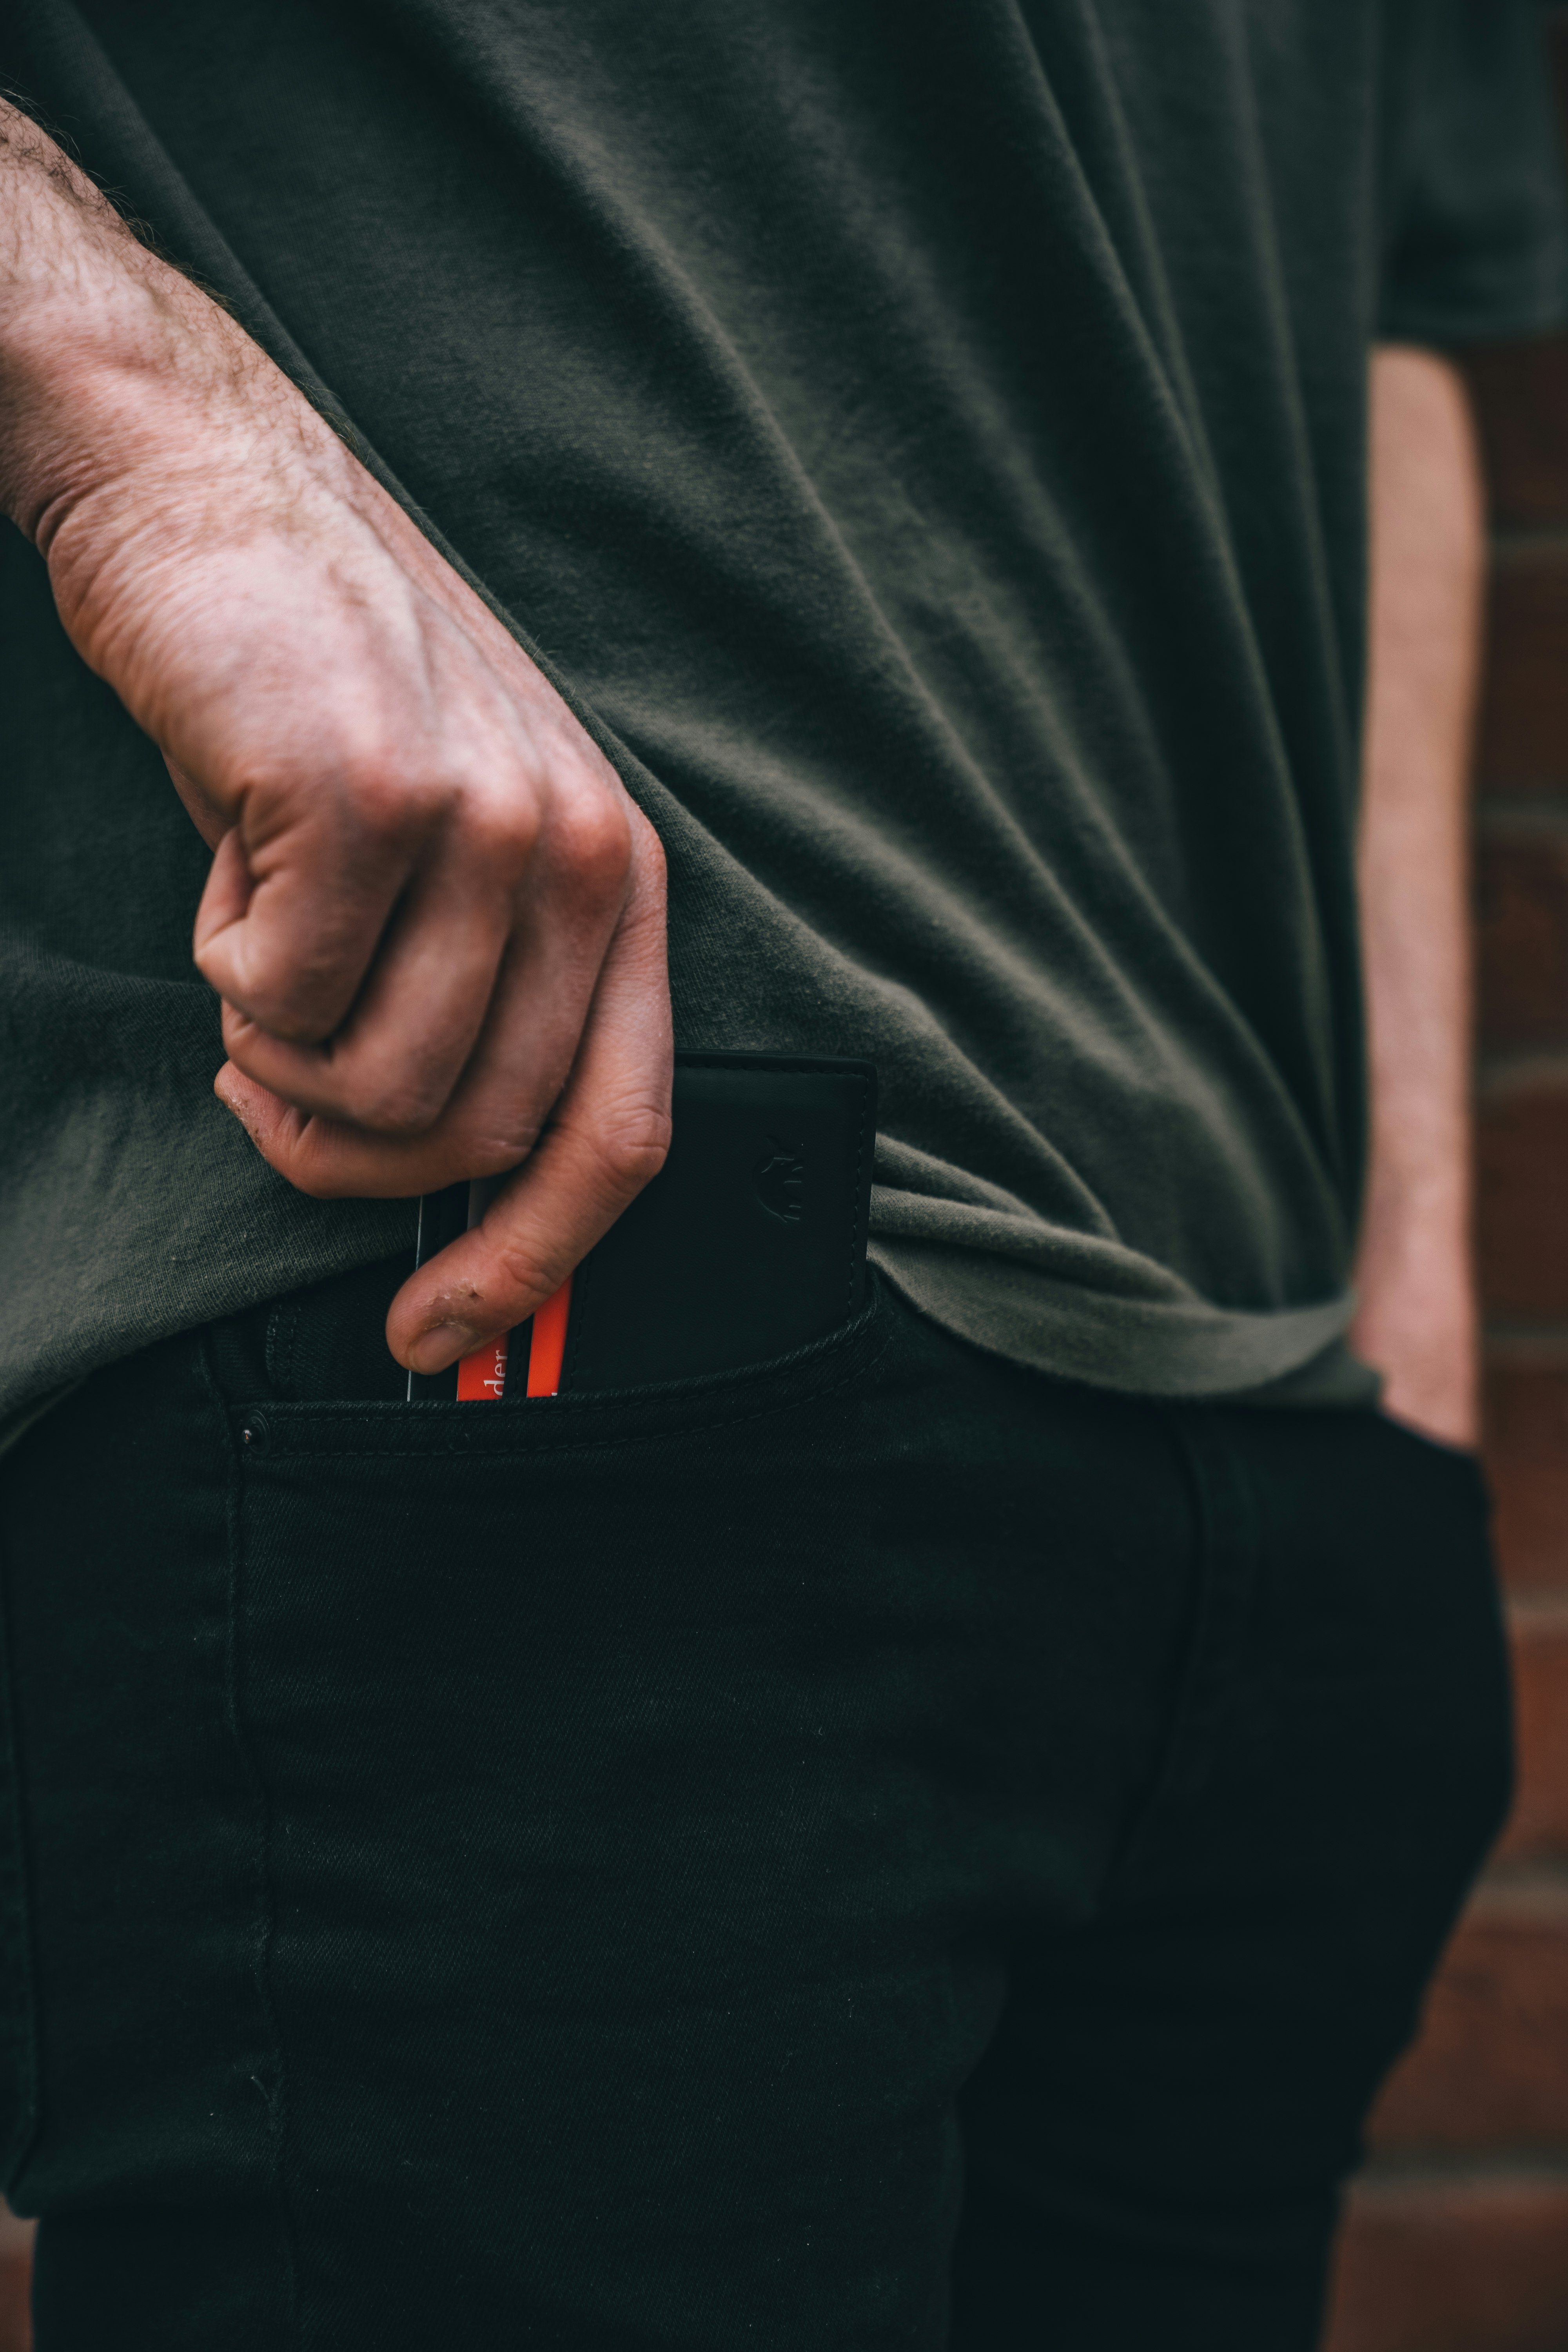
[410,1051,875,1399]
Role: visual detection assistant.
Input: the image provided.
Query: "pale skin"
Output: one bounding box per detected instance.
[0,101,672,1377]
[0,106,1484,1425]
[1352,348,1486,1448]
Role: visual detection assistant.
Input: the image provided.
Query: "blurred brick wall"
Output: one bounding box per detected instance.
[1323,25,1568,2349]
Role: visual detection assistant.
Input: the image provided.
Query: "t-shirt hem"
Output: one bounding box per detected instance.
[868,1238,1368,1404]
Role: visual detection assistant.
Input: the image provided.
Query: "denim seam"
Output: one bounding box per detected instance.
[1101,1403,1260,1890]
[1149,1406,1261,1818]
[0,1526,42,2193]
[198,1332,304,2347]
[237,1316,895,1461]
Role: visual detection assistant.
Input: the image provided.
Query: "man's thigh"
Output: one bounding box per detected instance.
[952,1405,1512,2352]
[0,1273,1195,2350]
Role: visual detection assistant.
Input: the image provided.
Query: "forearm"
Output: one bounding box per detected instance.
[0,98,215,530]
[0,95,669,1373]
[0,99,354,701]
[1350,345,1486,1446]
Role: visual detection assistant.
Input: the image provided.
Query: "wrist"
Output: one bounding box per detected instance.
[0,265,246,544]
[0,108,294,552]
[2,323,359,716]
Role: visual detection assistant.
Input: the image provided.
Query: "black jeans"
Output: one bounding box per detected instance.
[0,1268,1509,2350]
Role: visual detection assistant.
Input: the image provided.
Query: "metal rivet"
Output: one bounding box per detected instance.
[241,1414,270,1455]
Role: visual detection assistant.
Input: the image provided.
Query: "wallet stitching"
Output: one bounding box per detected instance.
[239,1312,893,1460]
[254,1338,889,1460]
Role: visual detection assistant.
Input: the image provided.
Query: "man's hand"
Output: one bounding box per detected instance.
[1351,346,1486,1448]
[0,101,671,1374]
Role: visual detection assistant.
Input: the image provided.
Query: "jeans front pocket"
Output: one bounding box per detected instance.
[209,1271,907,2339]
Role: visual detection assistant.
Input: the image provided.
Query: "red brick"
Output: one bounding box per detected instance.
[1498,1604,1568,1860]
[1485,1358,1568,1595]
[1323,2169,1568,2352]
[1476,826,1568,1052]
[1462,338,1568,532]
[1368,1872,1568,2154]
[1474,547,1568,799]
[1476,1074,1568,1320]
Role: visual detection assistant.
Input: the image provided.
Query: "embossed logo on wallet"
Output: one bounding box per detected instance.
[752,1135,805,1224]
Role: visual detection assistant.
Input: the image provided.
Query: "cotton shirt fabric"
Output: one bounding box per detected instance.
[2,0,1566,1437]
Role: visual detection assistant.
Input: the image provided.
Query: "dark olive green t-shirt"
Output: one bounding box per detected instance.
[2,0,1566,1434]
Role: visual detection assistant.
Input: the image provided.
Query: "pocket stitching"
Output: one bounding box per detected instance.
[234,1312,894,1462]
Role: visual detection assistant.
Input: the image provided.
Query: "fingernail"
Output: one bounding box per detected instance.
[408,1323,480,1374]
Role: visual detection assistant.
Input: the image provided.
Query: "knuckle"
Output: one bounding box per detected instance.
[203,906,372,1044]
[337,777,422,847]
[591,1096,673,1194]
[552,784,632,902]
[336,1072,449,1137]
[295,1034,454,1136]
[263,1125,353,1201]
[462,787,541,884]
[218,981,338,1047]
[465,1124,543,1174]
[330,748,441,844]
[491,1234,561,1303]
[635,813,668,893]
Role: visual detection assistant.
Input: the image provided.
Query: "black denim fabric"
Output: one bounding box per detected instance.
[0,1270,1510,2350]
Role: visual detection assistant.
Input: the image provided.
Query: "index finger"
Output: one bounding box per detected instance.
[386,824,672,1372]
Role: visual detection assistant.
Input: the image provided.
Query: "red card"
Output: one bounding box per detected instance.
[455,1332,509,1401]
